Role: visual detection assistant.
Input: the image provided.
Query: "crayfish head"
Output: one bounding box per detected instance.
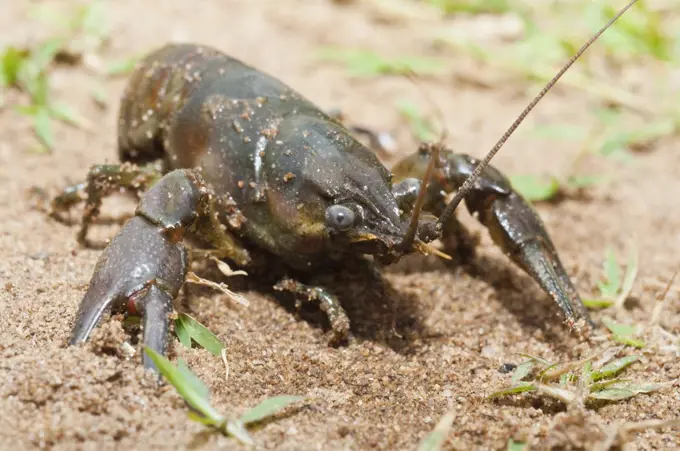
[270,115,443,265]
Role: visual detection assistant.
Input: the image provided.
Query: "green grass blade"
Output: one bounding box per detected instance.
[488,383,536,399]
[239,395,304,425]
[143,347,223,424]
[517,353,551,366]
[511,360,534,384]
[49,102,90,129]
[177,358,210,402]
[598,248,621,299]
[417,410,455,451]
[31,38,65,71]
[226,420,255,446]
[590,355,639,381]
[612,335,646,348]
[507,439,527,451]
[427,0,511,14]
[395,99,437,142]
[33,106,54,151]
[175,317,192,348]
[536,384,576,403]
[582,298,615,309]
[589,387,637,401]
[603,318,637,337]
[615,241,639,308]
[176,312,225,356]
[523,123,587,141]
[314,47,445,77]
[187,410,219,426]
[509,175,560,202]
[1,47,27,86]
[589,381,667,401]
[602,319,645,348]
[589,378,630,392]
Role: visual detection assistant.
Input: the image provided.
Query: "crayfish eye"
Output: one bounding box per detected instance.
[325,205,355,231]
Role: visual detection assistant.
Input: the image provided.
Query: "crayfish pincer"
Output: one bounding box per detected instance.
[50,1,638,372]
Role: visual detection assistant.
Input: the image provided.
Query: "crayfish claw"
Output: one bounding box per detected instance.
[135,284,174,371]
[514,239,579,327]
[481,192,593,327]
[68,170,206,371]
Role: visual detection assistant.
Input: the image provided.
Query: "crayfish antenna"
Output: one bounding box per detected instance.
[399,70,449,252]
[435,0,639,232]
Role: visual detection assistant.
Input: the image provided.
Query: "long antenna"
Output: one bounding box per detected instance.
[435,0,638,232]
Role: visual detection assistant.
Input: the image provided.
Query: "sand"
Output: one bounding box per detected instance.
[1,1,678,450]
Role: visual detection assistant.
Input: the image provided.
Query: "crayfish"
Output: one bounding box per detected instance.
[49,1,638,371]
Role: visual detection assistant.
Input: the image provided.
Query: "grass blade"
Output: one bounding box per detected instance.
[589,378,630,392]
[488,383,536,399]
[591,355,639,381]
[395,99,438,142]
[603,318,645,348]
[511,360,534,384]
[177,358,210,402]
[33,106,53,151]
[509,174,561,202]
[49,102,91,129]
[176,312,225,356]
[175,317,192,348]
[614,239,638,308]
[582,298,615,309]
[517,353,551,366]
[226,420,255,446]
[536,384,576,403]
[239,395,304,425]
[417,410,455,451]
[507,439,527,451]
[589,387,636,401]
[589,382,666,401]
[598,247,621,299]
[143,347,223,424]
[603,319,637,337]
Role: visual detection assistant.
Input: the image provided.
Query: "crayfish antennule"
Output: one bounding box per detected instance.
[400,143,440,252]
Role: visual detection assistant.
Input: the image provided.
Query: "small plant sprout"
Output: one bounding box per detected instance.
[174,312,226,356]
[583,241,638,310]
[602,318,645,349]
[507,439,527,451]
[507,174,562,203]
[489,349,670,405]
[144,347,306,446]
[0,1,145,150]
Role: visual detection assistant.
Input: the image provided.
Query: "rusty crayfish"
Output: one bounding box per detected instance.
[49,1,637,371]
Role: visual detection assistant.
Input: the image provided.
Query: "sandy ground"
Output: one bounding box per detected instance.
[1,1,679,450]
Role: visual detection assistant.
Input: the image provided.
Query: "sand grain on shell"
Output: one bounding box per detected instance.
[1,0,679,450]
